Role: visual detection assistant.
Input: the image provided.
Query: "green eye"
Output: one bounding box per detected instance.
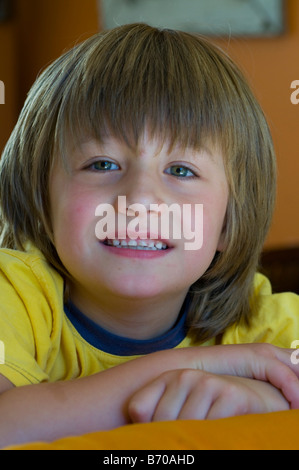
[166,165,196,178]
[91,161,119,171]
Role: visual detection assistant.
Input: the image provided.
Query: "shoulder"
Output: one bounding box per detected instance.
[222,273,299,348]
[0,244,63,299]
[0,245,65,385]
[0,244,64,335]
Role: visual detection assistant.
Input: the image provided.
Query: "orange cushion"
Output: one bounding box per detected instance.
[6,410,299,450]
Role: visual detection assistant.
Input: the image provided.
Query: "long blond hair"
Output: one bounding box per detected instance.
[0,23,276,342]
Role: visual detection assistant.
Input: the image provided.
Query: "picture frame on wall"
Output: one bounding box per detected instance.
[0,0,12,22]
[100,0,285,37]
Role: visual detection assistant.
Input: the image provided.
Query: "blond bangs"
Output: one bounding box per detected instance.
[54,24,250,158]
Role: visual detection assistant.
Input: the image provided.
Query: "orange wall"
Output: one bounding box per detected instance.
[0,0,298,248]
[16,0,100,109]
[0,0,99,149]
[215,0,299,248]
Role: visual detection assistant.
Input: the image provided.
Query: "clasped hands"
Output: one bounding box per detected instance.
[128,343,299,423]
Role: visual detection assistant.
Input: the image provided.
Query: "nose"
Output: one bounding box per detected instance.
[118,169,164,215]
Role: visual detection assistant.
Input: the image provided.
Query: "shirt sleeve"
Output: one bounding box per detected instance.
[222,273,299,348]
[0,248,63,386]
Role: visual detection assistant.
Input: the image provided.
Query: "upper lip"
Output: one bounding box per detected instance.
[101,231,173,248]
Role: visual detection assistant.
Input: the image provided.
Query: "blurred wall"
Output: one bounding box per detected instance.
[214,0,299,249]
[0,0,99,151]
[0,7,18,152]
[0,0,298,249]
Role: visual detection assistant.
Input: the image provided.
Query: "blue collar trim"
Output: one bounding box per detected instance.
[64,298,189,356]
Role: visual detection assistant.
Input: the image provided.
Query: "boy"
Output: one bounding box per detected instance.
[0,23,298,447]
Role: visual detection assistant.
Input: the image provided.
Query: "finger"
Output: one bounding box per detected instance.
[200,344,299,380]
[151,369,205,421]
[272,347,299,377]
[222,345,299,407]
[151,380,189,422]
[128,378,166,423]
[241,345,299,408]
[205,392,249,420]
[176,385,214,420]
[149,369,215,422]
[175,372,225,420]
[261,359,299,409]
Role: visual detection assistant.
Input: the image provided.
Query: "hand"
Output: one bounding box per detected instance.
[186,343,299,408]
[128,368,290,423]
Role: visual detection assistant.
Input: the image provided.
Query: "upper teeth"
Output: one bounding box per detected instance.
[104,239,168,250]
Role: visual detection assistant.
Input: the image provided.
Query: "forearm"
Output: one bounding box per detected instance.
[0,376,124,448]
[1,343,298,448]
[0,348,197,448]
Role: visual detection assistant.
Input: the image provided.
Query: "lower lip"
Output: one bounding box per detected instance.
[100,242,172,259]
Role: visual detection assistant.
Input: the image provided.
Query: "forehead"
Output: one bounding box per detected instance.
[77,132,190,154]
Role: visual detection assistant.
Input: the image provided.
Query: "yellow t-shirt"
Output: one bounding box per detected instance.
[0,245,298,387]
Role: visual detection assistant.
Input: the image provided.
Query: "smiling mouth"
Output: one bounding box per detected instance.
[102,238,169,251]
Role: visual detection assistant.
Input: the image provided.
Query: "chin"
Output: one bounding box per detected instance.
[111,277,168,300]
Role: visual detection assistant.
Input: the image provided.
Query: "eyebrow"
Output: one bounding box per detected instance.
[180,144,217,164]
[75,136,218,165]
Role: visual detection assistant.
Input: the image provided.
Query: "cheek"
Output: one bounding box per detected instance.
[52,192,98,246]
[191,198,227,245]
[203,185,228,238]
[202,210,224,242]
[177,208,227,282]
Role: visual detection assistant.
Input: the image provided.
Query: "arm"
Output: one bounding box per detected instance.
[0,343,298,448]
[2,349,185,448]
[1,347,211,448]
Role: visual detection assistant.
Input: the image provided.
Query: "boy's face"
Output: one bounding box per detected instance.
[49,131,228,330]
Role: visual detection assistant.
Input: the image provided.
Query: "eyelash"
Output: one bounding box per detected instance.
[164,165,198,179]
[87,160,198,179]
[88,160,119,171]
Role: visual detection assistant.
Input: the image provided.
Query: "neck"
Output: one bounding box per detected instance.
[67,282,189,340]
